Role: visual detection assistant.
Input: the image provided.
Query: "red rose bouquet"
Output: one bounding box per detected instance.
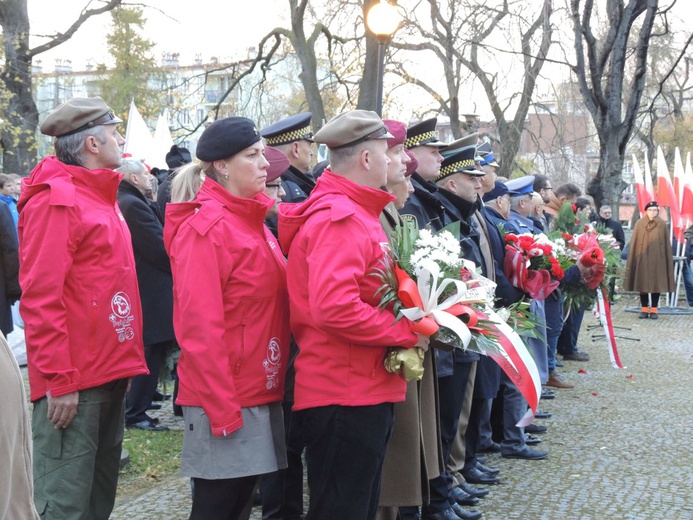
[503,232,562,301]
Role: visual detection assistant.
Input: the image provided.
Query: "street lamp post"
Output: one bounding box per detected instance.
[366,0,400,116]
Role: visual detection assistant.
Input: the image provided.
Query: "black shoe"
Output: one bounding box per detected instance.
[462,467,500,485]
[650,313,658,320]
[476,455,488,465]
[450,485,479,506]
[639,311,648,319]
[460,481,489,498]
[540,388,555,400]
[502,447,548,460]
[554,360,564,367]
[450,503,482,520]
[475,462,500,475]
[477,442,500,454]
[525,434,542,446]
[534,410,552,419]
[152,391,172,402]
[423,507,470,520]
[147,402,162,411]
[525,424,547,434]
[127,419,170,432]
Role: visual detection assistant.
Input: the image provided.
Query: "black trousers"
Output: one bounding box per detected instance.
[556,308,585,356]
[640,292,661,308]
[189,475,258,520]
[299,404,394,520]
[260,399,305,520]
[427,362,473,513]
[125,340,171,425]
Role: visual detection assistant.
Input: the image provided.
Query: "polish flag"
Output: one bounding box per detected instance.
[656,146,683,240]
[674,147,685,206]
[681,152,693,222]
[643,150,656,206]
[631,154,651,214]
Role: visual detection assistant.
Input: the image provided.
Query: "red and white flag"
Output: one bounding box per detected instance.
[656,146,683,241]
[682,152,693,223]
[632,154,653,215]
[643,151,656,208]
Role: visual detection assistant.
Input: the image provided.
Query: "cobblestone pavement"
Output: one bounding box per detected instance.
[33,294,693,519]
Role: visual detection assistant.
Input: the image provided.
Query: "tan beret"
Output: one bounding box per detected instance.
[40,97,122,137]
[313,110,393,149]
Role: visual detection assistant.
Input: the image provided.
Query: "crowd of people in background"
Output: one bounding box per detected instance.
[0,96,682,520]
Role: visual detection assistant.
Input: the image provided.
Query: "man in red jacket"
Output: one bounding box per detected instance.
[279,110,429,520]
[18,97,147,519]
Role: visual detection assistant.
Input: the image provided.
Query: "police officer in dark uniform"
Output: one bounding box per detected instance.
[261,112,316,203]
[399,118,448,231]
[420,146,489,520]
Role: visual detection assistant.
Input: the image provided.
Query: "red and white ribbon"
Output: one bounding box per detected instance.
[485,307,542,426]
[595,287,624,369]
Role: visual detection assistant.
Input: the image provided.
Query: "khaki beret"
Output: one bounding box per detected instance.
[313,110,393,150]
[40,97,122,137]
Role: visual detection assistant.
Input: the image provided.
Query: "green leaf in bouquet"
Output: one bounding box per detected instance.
[438,220,461,240]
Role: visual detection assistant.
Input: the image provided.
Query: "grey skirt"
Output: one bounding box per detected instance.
[181,402,287,479]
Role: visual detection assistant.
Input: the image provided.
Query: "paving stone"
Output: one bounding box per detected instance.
[23,294,693,519]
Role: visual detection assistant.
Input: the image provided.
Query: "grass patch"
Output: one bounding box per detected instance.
[118,428,183,496]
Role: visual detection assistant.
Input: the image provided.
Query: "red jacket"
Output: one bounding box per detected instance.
[18,156,147,402]
[278,170,418,411]
[164,179,290,436]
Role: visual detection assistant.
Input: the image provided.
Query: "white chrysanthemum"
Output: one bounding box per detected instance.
[414,258,442,278]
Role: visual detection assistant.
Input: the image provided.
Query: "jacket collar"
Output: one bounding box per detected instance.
[317,169,394,217]
[198,178,274,221]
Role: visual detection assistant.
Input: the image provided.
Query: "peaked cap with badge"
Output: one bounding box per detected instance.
[435,145,485,182]
[440,133,478,158]
[476,142,499,167]
[404,117,446,149]
[261,112,314,146]
[505,175,536,196]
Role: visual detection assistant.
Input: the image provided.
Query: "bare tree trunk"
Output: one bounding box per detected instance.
[0,0,37,173]
[289,0,327,130]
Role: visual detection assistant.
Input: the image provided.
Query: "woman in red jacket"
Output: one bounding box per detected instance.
[164,117,290,520]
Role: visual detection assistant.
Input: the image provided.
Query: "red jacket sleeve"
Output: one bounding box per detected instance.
[304,214,418,348]
[171,226,243,436]
[19,196,80,397]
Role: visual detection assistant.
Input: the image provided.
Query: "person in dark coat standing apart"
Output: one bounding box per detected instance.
[18,97,148,518]
[117,158,176,431]
[0,202,20,337]
[279,110,430,520]
[624,201,676,319]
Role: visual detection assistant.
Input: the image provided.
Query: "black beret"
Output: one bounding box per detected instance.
[40,97,122,137]
[644,201,659,210]
[196,117,262,162]
[166,145,192,169]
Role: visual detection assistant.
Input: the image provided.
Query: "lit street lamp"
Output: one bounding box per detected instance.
[366,0,400,116]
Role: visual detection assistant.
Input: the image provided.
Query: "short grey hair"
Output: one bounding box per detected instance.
[117,158,147,178]
[54,125,108,167]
